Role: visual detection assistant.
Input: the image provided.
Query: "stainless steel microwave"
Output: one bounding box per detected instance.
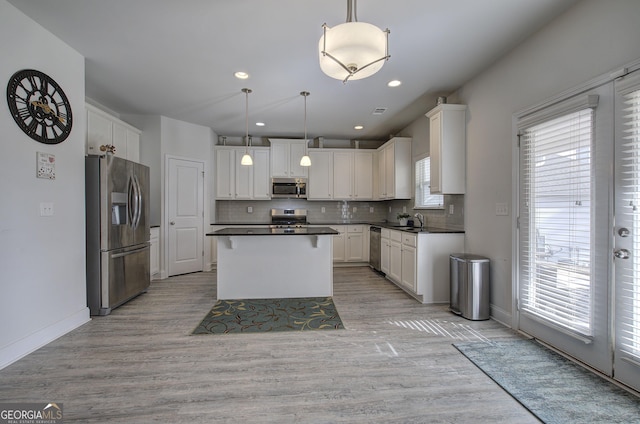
[271,178,307,199]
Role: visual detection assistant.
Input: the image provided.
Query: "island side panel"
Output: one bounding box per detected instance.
[216,234,333,299]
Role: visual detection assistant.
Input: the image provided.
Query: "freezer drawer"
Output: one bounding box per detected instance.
[88,244,150,315]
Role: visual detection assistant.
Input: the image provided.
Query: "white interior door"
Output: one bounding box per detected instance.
[613,69,640,392]
[167,157,204,276]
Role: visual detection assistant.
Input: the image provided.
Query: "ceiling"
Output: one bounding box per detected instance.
[8,0,579,142]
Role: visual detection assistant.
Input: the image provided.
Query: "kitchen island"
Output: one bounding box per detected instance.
[207,227,339,300]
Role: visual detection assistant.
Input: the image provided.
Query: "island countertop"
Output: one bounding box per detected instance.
[207,227,339,236]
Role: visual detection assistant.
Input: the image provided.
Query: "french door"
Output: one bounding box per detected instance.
[613,70,640,391]
[517,83,613,375]
[518,68,640,392]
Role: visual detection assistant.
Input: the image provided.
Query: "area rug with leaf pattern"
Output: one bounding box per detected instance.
[454,339,640,424]
[192,297,344,334]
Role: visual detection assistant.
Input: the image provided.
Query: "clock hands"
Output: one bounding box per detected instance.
[30,99,66,123]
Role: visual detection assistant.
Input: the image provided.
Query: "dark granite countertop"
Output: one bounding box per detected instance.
[210,221,464,234]
[207,227,339,236]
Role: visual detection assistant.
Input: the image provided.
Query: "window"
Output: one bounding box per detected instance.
[519,106,594,336]
[415,156,443,209]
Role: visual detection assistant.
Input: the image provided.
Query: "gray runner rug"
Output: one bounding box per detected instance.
[454,339,640,424]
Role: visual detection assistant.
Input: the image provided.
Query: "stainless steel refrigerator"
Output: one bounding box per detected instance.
[85,155,150,316]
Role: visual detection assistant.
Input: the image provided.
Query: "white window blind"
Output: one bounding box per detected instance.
[618,87,640,360]
[519,108,593,336]
[415,157,443,209]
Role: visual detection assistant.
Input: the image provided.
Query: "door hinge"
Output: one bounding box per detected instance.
[515,298,519,311]
[516,216,520,229]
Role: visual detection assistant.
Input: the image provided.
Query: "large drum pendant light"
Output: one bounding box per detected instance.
[319,0,390,83]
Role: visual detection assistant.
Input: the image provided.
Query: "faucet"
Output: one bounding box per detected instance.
[414,213,424,229]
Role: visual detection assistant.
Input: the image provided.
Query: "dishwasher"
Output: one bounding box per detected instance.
[369,226,382,272]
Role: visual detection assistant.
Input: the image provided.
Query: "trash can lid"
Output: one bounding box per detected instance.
[450,253,490,262]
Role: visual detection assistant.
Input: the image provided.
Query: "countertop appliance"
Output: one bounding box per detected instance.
[85,155,150,316]
[271,177,307,199]
[369,225,382,272]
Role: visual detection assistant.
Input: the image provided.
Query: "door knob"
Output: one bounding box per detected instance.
[170,221,175,225]
[614,249,630,259]
[618,227,630,237]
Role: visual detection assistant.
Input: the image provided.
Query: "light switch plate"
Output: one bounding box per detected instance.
[496,202,509,216]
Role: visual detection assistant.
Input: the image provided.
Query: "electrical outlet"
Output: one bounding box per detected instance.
[321,207,326,213]
[369,207,374,213]
[388,206,392,212]
[353,207,357,213]
[449,204,454,214]
[402,206,407,213]
[247,206,253,213]
[496,202,509,216]
[40,202,54,216]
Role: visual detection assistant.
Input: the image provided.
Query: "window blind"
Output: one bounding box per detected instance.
[519,108,594,336]
[618,87,640,360]
[415,157,443,208]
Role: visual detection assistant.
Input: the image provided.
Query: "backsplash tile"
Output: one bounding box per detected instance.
[215,195,464,230]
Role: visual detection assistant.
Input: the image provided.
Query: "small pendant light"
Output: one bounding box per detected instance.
[240,88,253,166]
[300,91,311,167]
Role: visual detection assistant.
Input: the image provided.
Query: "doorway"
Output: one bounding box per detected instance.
[166,156,204,277]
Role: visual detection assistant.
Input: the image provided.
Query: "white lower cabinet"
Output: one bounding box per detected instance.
[150,227,160,280]
[381,229,464,303]
[381,228,390,274]
[330,225,369,264]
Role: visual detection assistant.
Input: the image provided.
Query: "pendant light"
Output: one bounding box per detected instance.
[240,88,253,166]
[300,91,311,167]
[319,0,390,83]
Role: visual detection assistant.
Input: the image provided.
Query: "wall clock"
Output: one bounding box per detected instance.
[6,69,73,144]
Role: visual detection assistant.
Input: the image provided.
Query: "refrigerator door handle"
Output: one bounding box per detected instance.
[128,175,142,230]
[133,174,142,229]
[111,245,150,259]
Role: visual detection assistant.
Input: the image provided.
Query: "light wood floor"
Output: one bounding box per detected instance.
[0,267,539,423]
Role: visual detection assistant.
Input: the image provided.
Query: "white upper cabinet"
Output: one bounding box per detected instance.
[377,137,412,199]
[333,150,374,200]
[86,104,141,162]
[308,150,334,200]
[269,139,308,178]
[333,151,354,199]
[307,148,374,201]
[215,146,270,200]
[426,104,466,194]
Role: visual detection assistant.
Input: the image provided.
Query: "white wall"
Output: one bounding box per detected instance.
[0,0,89,368]
[453,0,640,324]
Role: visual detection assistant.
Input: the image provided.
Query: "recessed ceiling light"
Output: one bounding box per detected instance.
[256,122,265,127]
[354,125,364,130]
[388,80,402,87]
[234,71,249,79]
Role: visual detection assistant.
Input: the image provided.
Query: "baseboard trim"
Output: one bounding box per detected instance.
[0,307,90,370]
[490,304,512,328]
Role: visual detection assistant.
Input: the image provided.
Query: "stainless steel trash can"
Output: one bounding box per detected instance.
[450,254,490,320]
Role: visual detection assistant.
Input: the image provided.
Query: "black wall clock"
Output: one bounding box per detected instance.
[6,69,73,144]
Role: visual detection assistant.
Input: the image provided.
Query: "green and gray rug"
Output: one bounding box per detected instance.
[454,339,640,423]
[192,297,344,334]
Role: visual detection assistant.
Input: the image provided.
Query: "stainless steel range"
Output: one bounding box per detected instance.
[270,208,307,229]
